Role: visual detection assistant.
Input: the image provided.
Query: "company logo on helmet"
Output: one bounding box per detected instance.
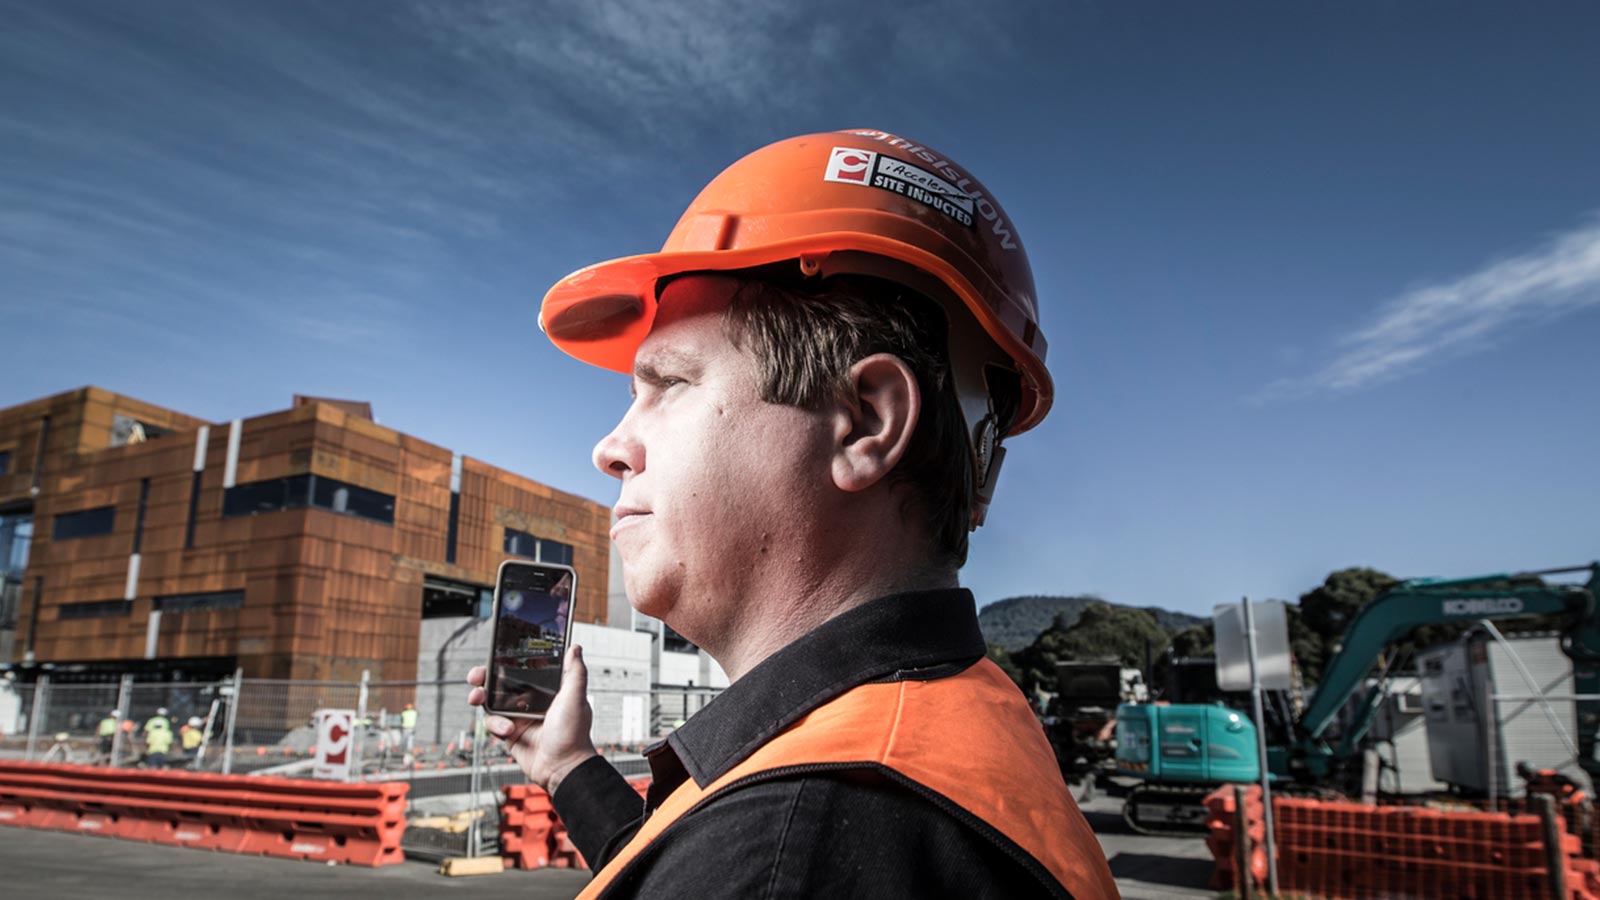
[844,129,1019,251]
[825,146,976,230]
[824,147,876,183]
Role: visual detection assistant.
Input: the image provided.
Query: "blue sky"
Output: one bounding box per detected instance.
[5,1,1598,616]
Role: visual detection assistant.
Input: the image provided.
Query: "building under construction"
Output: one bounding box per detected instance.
[0,387,610,683]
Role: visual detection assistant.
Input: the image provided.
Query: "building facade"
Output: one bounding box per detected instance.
[0,387,610,683]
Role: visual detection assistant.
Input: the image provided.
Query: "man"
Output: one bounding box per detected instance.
[143,706,171,735]
[400,701,418,762]
[97,709,119,760]
[467,130,1117,899]
[143,714,174,769]
[179,716,205,763]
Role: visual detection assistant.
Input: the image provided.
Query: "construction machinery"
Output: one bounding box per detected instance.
[1043,660,1146,797]
[1115,563,1600,834]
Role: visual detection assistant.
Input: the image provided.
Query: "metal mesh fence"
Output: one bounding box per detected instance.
[0,673,721,859]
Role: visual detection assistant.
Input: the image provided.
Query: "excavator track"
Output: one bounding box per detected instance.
[1122,782,1218,836]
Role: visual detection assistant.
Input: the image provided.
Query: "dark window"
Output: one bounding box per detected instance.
[0,580,19,630]
[155,590,243,613]
[184,471,202,549]
[110,414,174,447]
[504,527,537,558]
[1,513,31,573]
[223,474,393,525]
[445,492,461,565]
[662,623,697,653]
[541,540,574,566]
[423,575,491,619]
[132,478,150,554]
[0,450,10,474]
[53,506,116,540]
[310,475,394,524]
[503,528,573,565]
[58,599,132,620]
[222,474,310,517]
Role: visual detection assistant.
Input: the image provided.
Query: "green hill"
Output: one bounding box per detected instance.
[978,594,1206,652]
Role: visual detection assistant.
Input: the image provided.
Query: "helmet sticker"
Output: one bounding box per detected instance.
[843,130,1019,250]
[824,146,976,230]
[823,147,876,184]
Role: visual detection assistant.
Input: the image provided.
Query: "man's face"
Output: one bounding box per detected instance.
[593,277,834,641]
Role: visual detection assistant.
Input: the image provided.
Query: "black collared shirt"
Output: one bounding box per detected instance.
[552,588,1071,899]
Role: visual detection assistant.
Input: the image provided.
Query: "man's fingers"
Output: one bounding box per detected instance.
[466,686,486,706]
[486,714,531,744]
[466,666,486,686]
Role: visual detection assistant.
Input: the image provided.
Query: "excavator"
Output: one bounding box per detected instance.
[1114,562,1600,834]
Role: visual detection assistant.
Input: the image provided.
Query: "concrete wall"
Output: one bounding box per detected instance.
[412,615,492,746]
[572,621,651,745]
[0,679,20,736]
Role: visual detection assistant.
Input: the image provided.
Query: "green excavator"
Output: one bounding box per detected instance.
[1114,563,1600,834]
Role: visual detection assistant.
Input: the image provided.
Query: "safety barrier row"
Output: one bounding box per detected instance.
[0,761,408,867]
[1206,785,1600,899]
[499,776,650,871]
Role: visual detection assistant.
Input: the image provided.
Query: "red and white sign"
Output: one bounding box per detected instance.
[824,147,877,184]
[313,708,354,781]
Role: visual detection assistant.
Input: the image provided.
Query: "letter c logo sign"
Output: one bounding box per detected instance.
[824,147,877,184]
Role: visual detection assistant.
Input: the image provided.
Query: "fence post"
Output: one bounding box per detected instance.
[467,705,484,858]
[352,669,370,783]
[194,695,221,769]
[24,674,49,761]
[221,666,243,775]
[109,674,133,767]
[1537,794,1569,900]
[1233,784,1253,900]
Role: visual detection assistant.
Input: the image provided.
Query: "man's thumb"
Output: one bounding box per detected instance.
[564,643,587,695]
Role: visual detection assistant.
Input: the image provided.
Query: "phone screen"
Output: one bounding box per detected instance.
[487,561,575,717]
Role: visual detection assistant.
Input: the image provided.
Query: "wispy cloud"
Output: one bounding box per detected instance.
[1260,218,1600,399]
[407,0,1024,169]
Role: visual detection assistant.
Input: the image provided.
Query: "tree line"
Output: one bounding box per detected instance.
[989,566,1478,701]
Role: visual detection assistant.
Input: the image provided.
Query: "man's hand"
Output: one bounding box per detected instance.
[467,643,598,796]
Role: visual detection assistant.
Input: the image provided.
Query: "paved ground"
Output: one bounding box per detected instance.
[1,785,1218,899]
[0,827,591,900]
[1079,784,1218,900]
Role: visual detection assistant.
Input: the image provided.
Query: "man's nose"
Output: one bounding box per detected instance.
[592,416,641,480]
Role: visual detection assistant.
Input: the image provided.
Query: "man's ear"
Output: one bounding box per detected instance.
[831,353,920,493]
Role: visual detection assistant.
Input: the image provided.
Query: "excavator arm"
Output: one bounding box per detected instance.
[1296,563,1600,779]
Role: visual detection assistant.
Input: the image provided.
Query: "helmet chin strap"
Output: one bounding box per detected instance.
[804,251,1017,531]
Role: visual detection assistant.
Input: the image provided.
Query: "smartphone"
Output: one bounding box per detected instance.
[484,559,578,719]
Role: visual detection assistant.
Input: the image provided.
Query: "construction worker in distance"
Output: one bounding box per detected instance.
[467,130,1119,898]
[179,716,205,763]
[143,706,172,738]
[143,714,174,769]
[400,702,418,762]
[97,709,119,761]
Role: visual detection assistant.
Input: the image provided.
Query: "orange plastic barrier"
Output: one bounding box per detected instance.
[499,776,650,871]
[0,761,408,867]
[1205,784,1600,899]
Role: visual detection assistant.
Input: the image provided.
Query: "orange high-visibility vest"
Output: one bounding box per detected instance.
[576,659,1119,899]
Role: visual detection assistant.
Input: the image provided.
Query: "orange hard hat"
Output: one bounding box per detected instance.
[541,129,1051,524]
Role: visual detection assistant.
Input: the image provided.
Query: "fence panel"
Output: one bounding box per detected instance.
[1,673,723,863]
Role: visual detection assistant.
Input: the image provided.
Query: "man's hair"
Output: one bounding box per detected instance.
[715,268,975,568]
